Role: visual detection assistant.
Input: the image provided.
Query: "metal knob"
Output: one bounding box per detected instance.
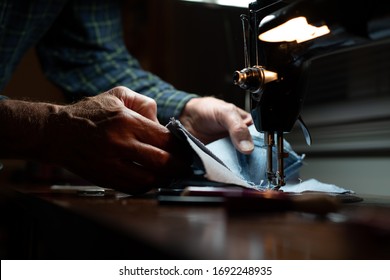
[233,66,278,93]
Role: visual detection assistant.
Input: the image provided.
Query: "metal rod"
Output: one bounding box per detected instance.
[240,14,250,68]
[276,132,285,189]
[265,131,275,188]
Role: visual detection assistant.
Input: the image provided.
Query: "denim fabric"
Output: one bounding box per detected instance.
[167,119,353,193]
[206,125,304,188]
[167,119,304,189]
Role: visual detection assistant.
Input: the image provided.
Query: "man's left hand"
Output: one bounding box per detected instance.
[179,97,254,154]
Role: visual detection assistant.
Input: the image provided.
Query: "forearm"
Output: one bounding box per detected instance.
[36,0,199,125]
[0,99,61,160]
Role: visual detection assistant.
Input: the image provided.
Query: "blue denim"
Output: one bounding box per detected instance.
[167,119,304,189]
[206,125,304,188]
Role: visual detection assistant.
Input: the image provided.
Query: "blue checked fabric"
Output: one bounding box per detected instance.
[0,0,198,124]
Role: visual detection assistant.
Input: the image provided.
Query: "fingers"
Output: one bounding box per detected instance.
[109,112,177,153]
[179,97,254,154]
[104,114,192,181]
[123,141,191,176]
[237,107,253,126]
[58,87,192,195]
[107,86,159,123]
[217,104,254,155]
[66,127,190,195]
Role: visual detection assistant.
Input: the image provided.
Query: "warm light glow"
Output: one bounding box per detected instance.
[180,0,251,8]
[259,16,330,43]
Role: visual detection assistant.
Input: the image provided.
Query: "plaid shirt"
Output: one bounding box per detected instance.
[0,0,198,124]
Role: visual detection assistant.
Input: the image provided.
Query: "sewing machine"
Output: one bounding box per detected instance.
[233,0,390,189]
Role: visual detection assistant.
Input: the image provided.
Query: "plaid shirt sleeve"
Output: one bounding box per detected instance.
[36,0,198,124]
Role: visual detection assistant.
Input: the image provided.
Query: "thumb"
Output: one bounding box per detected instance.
[220,110,254,154]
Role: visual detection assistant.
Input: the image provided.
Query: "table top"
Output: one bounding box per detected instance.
[1,183,390,260]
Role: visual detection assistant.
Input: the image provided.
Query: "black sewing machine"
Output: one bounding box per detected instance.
[234,0,390,189]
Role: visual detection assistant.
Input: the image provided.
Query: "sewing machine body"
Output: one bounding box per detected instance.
[234,0,390,188]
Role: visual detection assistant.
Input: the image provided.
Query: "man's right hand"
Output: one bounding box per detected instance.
[0,86,191,194]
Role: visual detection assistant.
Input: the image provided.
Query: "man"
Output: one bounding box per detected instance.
[0,0,253,194]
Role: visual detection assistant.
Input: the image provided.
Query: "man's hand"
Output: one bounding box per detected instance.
[44,86,191,194]
[179,97,254,154]
[0,86,191,194]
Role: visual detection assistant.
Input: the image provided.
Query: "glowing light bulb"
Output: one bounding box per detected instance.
[259,16,330,43]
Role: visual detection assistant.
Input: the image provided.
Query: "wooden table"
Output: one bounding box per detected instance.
[1,183,389,259]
